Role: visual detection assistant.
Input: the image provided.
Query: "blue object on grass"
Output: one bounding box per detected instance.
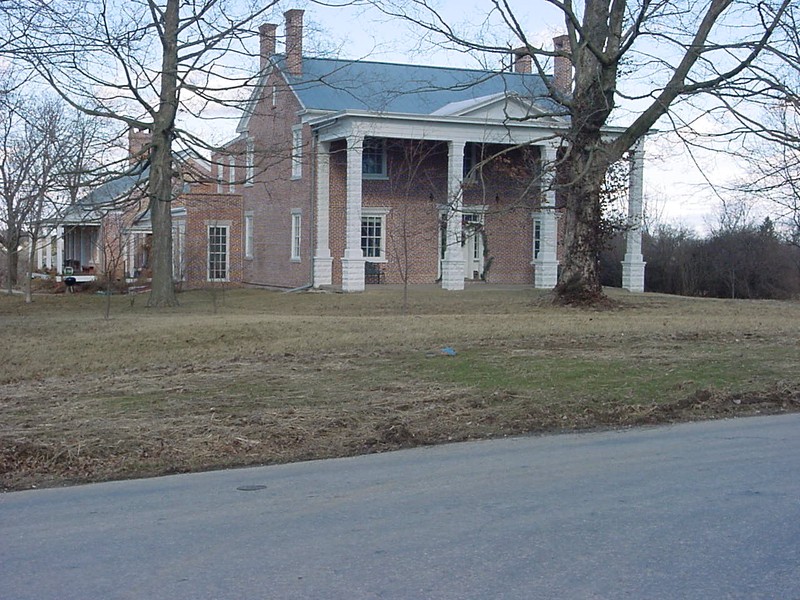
[440,347,457,356]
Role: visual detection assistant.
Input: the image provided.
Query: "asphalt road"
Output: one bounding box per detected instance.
[2,414,799,599]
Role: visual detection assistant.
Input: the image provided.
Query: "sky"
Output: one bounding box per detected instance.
[179,0,763,234]
[283,0,757,233]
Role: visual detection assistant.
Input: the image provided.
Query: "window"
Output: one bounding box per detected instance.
[216,163,223,193]
[362,138,387,178]
[533,218,542,259]
[361,209,390,260]
[173,221,185,280]
[208,225,229,281]
[291,211,301,261]
[463,143,482,181]
[244,213,254,259]
[245,137,254,185]
[291,126,302,179]
[228,156,236,193]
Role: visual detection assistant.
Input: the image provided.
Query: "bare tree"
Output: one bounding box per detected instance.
[367,0,794,304]
[0,94,64,294]
[383,140,445,310]
[737,99,800,245]
[4,0,282,306]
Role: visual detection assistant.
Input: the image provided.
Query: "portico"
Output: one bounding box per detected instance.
[308,97,599,292]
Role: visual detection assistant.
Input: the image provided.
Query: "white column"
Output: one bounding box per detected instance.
[441,140,466,291]
[45,235,53,269]
[622,140,646,293]
[341,135,365,292]
[533,145,560,288]
[126,234,134,277]
[37,240,44,271]
[313,141,333,287]
[56,226,64,275]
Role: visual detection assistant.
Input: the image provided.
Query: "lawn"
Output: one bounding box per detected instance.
[1,285,799,491]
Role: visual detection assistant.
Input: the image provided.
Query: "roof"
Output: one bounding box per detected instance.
[80,168,149,208]
[59,167,149,224]
[279,56,557,115]
[60,150,211,225]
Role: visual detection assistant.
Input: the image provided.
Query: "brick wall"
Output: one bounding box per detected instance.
[327,140,542,286]
[177,192,243,288]
[237,68,313,289]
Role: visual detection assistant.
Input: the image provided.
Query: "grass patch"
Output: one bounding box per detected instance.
[1,286,800,491]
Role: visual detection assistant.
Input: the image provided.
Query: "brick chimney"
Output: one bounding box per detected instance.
[512,47,532,74]
[284,9,304,77]
[259,23,277,71]
[553,35,572,94]
[128,127,150,165]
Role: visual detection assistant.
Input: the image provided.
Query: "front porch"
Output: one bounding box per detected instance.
[308,110,645,293]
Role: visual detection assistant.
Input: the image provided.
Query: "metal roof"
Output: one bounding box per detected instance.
[277,56,558,115]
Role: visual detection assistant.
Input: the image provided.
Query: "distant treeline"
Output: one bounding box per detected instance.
[601,218,800,299]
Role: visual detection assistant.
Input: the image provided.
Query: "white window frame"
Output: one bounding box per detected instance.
[361,207,390,262]
[533,217,542,259]
[290,210,302,261]
[228,156,236,193]
[172,220,186,281]
[245,137,254,186]
[362,138,388,179]
[463,142,483,182]
[216,163,223,193]
[207,223,230,282]
[291,126,302,179]
[244,212,254,259]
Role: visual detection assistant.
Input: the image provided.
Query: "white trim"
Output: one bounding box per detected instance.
[206,222,230,282]
[228,155,236,193]
[291,210,302,261]
[361,207,390,262]
[245,137,254,186]
[291,125,303,179]
[244,212,254,259]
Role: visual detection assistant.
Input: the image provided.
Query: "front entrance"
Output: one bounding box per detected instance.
[462,213,484,279]
[439,210,485,280]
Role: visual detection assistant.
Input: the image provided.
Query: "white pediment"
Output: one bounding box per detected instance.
[432,93,563,123]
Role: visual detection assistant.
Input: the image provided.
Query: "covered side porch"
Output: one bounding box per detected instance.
[37,223,101,282]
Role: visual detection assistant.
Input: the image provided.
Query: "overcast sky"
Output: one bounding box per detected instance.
[195,0,756,232]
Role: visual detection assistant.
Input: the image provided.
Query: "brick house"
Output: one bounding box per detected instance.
[38,129,244,288]
[216,9,646,292]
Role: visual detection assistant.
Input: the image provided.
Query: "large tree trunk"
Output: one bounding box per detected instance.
[146,0,180,308]
[553,11,620,305]
[146,128,177,307]
[555,143,609,304]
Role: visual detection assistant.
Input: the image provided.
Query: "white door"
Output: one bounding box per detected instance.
[462,213,483,279]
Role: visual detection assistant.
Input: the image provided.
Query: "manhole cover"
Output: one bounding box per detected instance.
[237,485,267,492]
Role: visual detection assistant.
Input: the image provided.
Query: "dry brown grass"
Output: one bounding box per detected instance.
[2,285,799,491]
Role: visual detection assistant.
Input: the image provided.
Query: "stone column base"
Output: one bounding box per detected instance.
[622,256,646,293]
[441,258,466,291]
[341,256,365,292]
[313,256,333,288]
[533,259,558,289]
